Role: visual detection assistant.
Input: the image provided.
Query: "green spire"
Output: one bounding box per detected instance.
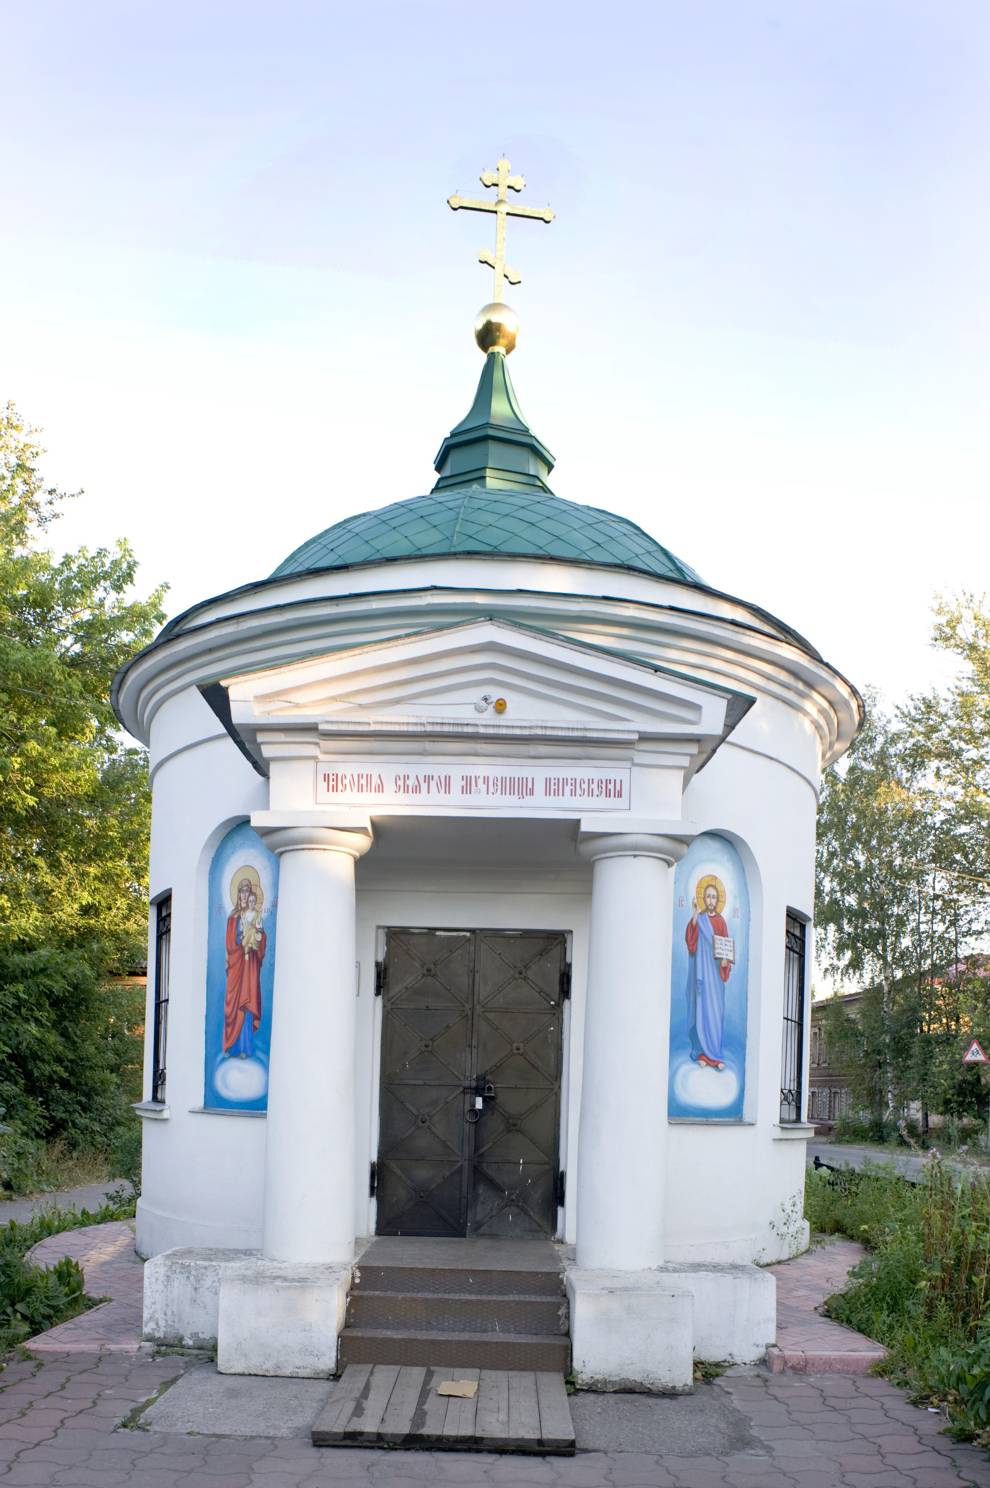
[432,351,555,493]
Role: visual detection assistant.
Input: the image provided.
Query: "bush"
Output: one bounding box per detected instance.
[0,1252,87,1345]
[0,946,143,1148]
[832,1112,901,1145]
[0,1118,52,1197]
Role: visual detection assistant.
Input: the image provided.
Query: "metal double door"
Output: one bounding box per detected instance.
[375,929,566,1238]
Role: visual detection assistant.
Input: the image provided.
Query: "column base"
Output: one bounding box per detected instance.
[143,1248,351,1378]
[564,1261,775,1393]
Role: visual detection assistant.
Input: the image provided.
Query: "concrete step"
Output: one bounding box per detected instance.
[338,1327,571,1373]
[353,1264,564,1298]
[347,1290,567,1336]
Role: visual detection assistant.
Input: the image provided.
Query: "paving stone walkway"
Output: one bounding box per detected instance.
[3,1222,990,1485]
[2,1349,990,1487]
[25,1223,143,1354]
[766,1237,888,1373]
[0,1183,123,1227]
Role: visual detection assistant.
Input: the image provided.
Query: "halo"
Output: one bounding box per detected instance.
[693,873,726,915]
[230,864,264,910]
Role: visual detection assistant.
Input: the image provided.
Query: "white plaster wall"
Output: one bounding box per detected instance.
[138,674,820,1268]
[665,731,816,1263]
[137,688,269,1258]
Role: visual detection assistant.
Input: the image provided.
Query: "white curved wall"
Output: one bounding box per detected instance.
[138,675,817,1268]
[137,689,269,1258]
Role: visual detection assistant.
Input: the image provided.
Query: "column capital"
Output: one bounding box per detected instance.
[256,824,373,860]
[578,831,688,866]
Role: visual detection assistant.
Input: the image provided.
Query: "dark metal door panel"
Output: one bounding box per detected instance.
[376,931,473,1235]
[468,933,565,1237]
[376,929,565,1239]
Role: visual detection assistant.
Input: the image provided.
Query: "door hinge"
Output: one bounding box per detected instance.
[369,1160,378,1197]
[374,960,386,997]
[559,963,572,1001]
[556,1169,566,1207]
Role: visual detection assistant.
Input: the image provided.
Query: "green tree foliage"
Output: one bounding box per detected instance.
[816,601,990,1129]
[0,404,164,1175]
[902,594,990,897]
[0,402,165,959]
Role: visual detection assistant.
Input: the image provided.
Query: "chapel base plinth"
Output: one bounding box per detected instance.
[217,1261,350,1378]
[566,1269,694,1394]
[143,1248,259,1350]
[143,1249,351,1378]
[662,1262,776,1363]
[565,1261,775,1391]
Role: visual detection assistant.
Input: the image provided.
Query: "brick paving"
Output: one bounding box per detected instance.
[2,1351,990,1487]
[25,1223,143,1355]
[766,1237,888,1374]
[2,1222,989,1485]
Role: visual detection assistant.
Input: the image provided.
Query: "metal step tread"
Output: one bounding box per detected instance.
[338,1327,570,1371]
[347,1290,567,1336]
[340,1325,569,1346]
[353,1265,564,1298]
[350,1288,567,1307]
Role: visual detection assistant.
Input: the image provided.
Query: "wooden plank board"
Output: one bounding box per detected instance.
[535,1370,575,1452]
[475,1369,510,1447]
[311,1364,372,1445]
[313,1364,574,1454]
[347,1362,400,1443]
[507,1370,541,1451]
[409,1366,450,1442]
[379,1365,427,1445]
[441,1366,480,1443]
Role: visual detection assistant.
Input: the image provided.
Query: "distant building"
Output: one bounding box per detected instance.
[808,991,861,1131]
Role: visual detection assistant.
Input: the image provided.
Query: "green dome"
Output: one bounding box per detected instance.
[271,488,702,583]
[271,350,702,586]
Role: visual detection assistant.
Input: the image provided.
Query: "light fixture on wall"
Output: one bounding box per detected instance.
[474,693,508,714]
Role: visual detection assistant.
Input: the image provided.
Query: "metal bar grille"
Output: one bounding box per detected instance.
[780,913,806,1123]
[151,894,172,1103]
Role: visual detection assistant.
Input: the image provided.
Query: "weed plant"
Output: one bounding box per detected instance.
[806,1161,990,1441]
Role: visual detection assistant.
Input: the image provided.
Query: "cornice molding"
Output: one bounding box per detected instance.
[116,581,861,771]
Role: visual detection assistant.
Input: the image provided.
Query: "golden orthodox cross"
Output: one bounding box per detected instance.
[448,157,554,301]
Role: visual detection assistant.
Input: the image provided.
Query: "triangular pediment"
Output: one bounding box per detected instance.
[221,619,750,751]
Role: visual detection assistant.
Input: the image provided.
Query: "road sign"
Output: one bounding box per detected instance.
[963,1039,989,1065]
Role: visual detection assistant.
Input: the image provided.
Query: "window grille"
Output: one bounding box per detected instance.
[151,894,172,1103]
[780,913,807,1123]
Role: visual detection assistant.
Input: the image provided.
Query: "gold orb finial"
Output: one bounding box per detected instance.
[474,302,519,355]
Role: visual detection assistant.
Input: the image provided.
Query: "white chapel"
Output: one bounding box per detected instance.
[115,160,861,1391]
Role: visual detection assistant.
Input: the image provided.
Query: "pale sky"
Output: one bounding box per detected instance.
[2,0,988,706]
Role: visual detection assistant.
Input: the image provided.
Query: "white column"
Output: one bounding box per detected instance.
[257,824,372,1264]
[575,833,685,1271]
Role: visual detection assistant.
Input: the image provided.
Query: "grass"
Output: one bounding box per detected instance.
[0,1192,136,1357]
[806,1161,990,1443]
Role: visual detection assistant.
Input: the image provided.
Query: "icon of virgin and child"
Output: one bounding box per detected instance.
[223,866,268,1058]
[684,872,734,1070]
